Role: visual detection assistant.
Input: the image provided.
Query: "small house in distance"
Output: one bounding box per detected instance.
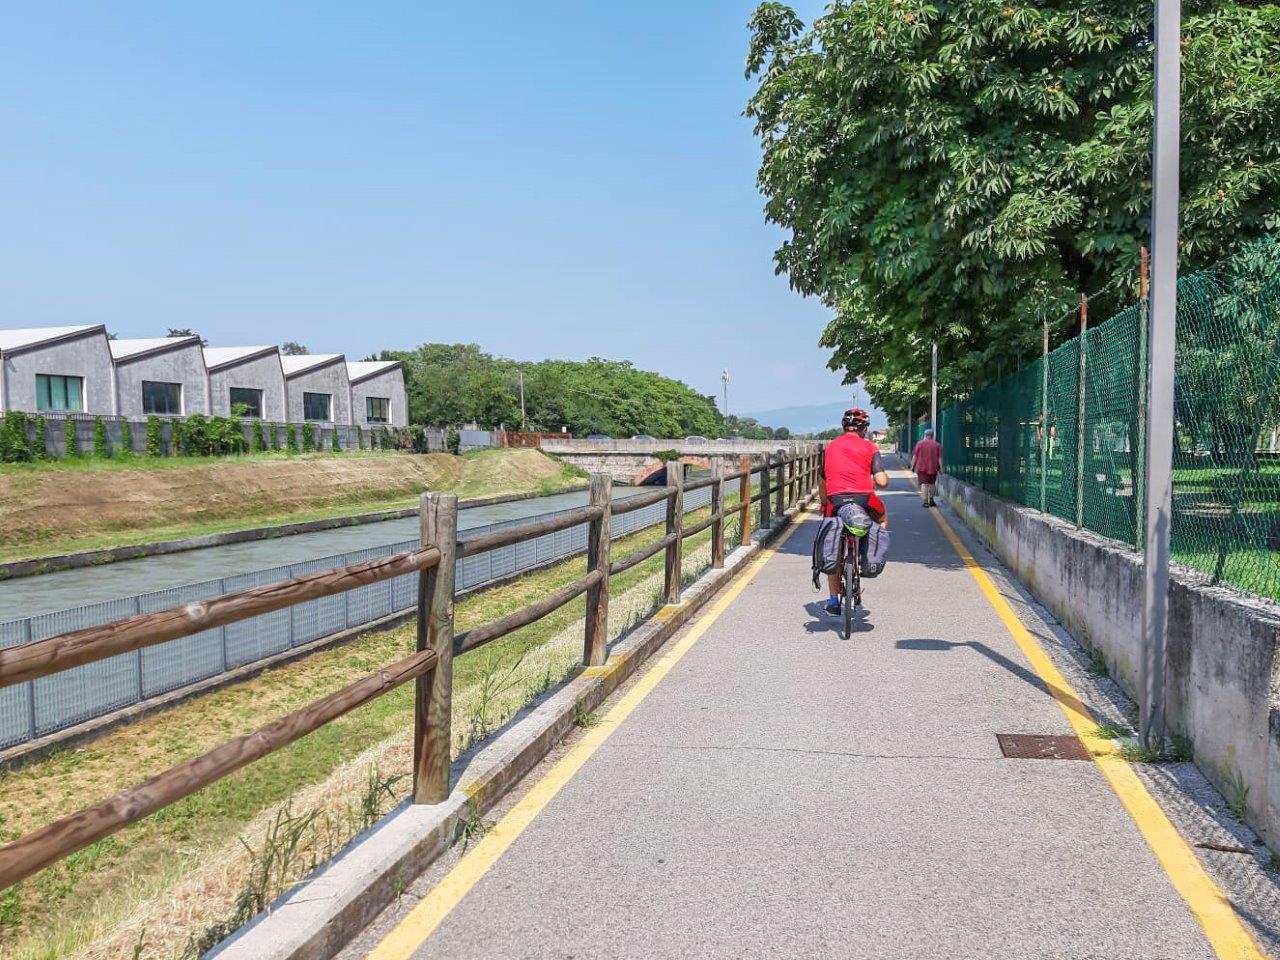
[281,354,350,425]
[347,360,408,428]
[0,325,115,416]
[110,336,209,418]
[204,346,287,421]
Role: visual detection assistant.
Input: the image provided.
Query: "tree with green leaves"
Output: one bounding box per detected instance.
[746,0,1280,415]
[378,344,723,438]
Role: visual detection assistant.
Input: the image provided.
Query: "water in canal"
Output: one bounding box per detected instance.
[0,486,651,620]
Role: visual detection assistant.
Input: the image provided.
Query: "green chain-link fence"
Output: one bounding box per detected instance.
[939,234,1280,602]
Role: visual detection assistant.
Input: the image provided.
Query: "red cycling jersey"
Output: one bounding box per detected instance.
[823,431,885,495]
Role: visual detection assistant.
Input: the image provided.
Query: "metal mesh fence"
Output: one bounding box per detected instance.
[939,234,1280,604]
[0,480,737,750]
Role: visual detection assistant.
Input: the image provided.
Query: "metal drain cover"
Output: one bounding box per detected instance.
[997,733,1091,761]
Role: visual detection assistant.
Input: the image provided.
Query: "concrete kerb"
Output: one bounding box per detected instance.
[0,486,585,581]
[209,493,816,960]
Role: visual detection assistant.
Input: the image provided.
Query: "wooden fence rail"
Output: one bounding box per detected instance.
[0,445,821,893]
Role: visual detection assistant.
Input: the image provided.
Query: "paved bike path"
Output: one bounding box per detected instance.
[374,473,1224,959]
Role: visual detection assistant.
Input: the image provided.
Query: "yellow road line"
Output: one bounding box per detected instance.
[367,513,811,960]
[926,501,1265,960]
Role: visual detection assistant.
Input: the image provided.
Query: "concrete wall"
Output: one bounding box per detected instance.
[939,474,1280,847]
[350,369,407,427]
[2,331,115,415]
[114,342,210,418]
[286,361,350,425]
[209,353,287,421]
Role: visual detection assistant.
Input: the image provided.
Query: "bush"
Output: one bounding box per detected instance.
[330,427,340,452]
[0,412,31,463]
[120,419,133,456]
[446,426,460,455]
[286,424,299,455]
[65,418,78,457]
[252,421,266,453]
[170,419,183,456]
[301,423,315,452]
[93,417,108,458]
[146,416,163,457]
[206,415,247,456]
[33,416,46,460]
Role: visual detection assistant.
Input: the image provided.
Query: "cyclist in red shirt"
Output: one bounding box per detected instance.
[820,408,889,615]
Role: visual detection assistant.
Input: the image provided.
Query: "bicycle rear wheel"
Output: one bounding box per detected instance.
[843,550,856,639]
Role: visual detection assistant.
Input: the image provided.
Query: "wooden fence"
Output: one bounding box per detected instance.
[0,446,820,892]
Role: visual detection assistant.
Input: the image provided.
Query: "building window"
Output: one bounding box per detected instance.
[303,392,332,422]
[36,374,84,413]
[366,396,390,424]
[229,387,263,418]
[142,381,182,416]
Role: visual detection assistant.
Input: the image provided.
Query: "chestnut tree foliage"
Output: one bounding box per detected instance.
[745,0,1280,414]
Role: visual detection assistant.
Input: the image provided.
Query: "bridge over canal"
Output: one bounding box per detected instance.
[540,437,804,485]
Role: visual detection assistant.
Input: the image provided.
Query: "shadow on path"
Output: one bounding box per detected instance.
[895,638,1083,713]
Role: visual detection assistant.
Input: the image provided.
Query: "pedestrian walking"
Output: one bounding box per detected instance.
[911,428,942,507]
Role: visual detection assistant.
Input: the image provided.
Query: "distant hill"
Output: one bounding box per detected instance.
[743,400,888,435]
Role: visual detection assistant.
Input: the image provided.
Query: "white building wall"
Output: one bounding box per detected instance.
[286,361,351,425]
[350,368,408,427]
[209,353,287,421]
[114,342,210,418]
[2,331,115,416]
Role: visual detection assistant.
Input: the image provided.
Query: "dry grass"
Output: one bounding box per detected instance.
[0,500,733,960]
[0,448,582,562]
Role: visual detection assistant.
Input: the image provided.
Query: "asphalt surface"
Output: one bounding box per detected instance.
[365,473,1234,959]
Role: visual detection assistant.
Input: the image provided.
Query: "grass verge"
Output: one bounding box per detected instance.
[0,449,585,565]
[0,496,742,959]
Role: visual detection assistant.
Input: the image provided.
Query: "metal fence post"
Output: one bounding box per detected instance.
[24,620,36,743]
[1040,320,1049,513]
[759,453,772,531]
[710,459,725,569]
[664,464,684,604]
[415,491,457,804]
[1076,293,1089,527]
[738,454,752,545]
[584,473,611,666]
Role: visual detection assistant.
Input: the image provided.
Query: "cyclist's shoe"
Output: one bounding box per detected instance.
[824,597,842,616]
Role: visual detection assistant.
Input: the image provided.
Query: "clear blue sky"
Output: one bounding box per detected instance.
[2,1,857,417]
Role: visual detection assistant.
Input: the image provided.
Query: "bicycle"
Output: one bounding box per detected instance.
[837,525,865,640]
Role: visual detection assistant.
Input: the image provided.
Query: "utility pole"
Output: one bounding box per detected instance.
[721,368,730,418]
[519,369,527,431]
[1141,0,1181,752]
[930,342,938,436]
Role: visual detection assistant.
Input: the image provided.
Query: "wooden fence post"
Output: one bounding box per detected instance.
[710,459,725,569]
[664,462,684,604]
[738,454,752,546]
[584,472,611,666]
[774,448,785,521]
[759,453,772,531]
[415,492,457,804]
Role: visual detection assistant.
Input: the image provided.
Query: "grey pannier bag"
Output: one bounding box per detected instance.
[811,516,843,589]
[859,523,892,578]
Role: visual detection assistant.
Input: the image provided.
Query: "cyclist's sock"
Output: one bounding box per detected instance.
[829,594,840,605]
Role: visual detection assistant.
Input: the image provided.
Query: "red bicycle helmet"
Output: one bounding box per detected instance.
[842,407,871,431]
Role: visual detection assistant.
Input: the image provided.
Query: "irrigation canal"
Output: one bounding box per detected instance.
[0,486,654,620]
